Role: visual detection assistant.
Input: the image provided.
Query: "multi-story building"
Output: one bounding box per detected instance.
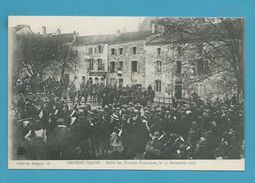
[145,35,211,100]
[73,29,151,87]
[72,18,240,100]
[73,34,111,85]
[107,31,151,87]
[144,27,239,100]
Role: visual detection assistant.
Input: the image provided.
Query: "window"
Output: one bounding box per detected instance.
[191,61,197,75]
[204,60,209,75]
[98,45,103,53]
[82,76,85,81]
[97,59,103,70]
[176,61,182,75]
[197,60,209,75]
[88,47,93,54]
[119,48,124,55]
[175,82,182,99]
[64,74,70,85]
[111,48,115,55]
[197,60,203,75]
[156,61,162,72]
[132,47,137,54]
[110,62,115,73]
[177,46,183,57]
[131,61,138,72]
[89,59,94,70]
[118,61,123,71]
[157,48,161,55]
[155,80,161,92]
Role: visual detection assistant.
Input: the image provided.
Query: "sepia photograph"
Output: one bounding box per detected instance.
[8,16,244,170]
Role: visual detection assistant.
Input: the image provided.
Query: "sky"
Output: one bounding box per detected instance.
[9,16,145,36]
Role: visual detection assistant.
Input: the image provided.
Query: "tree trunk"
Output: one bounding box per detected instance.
[61,59,67,79]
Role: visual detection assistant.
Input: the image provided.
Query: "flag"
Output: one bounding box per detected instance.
[70,110,76,117]
[39,110,43,119]
[70,117,77,126]
[140,107,145,116]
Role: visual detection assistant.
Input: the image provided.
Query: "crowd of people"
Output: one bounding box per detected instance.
[12,76,244,160]
[15,75,155,106]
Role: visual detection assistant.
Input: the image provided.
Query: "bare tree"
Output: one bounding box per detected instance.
[14,34,55,80]
[157,18,244,99]
[50,36,79,80]
[13,33,78,82]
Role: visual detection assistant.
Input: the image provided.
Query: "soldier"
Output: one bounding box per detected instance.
[48,118,69,160]
[16,78,24,94]
[68,82,76,104]
[78,79,87,104]
[24,120,46,160]
[144,131,163,159]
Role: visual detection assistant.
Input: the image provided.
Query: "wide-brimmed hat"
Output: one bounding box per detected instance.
[56,118,65,125]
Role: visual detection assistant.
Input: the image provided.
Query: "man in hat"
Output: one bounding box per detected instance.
[144,131,163,159]
[68,81,77,104]
[16,78,24,94]
[78,79,88,104]
[24,120,46,159]
[48,117,69,160]
[17,93,25,119]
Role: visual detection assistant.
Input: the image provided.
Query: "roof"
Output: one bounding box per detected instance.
[51,33,74,43]
[13,25,34,35]
[74,31,152,45]
[146,19,243,45]
[75,34,115,45]
[146,31,201,45]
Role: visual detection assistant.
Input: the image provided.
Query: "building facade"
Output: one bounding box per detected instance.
[73,42,108,86]
[145,40,211,100]
[107,32,151,87]
[71,18,239,100]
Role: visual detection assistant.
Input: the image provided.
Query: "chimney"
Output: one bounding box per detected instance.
[116,29,121,37]
[56,27,61,34]
[73,31,79,37]
[151,23,156,34]
[73,31,79,42]
[42,26,46,35]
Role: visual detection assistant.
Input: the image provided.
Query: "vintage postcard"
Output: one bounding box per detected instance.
[8,16,244,170]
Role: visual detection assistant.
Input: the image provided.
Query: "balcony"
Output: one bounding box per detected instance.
[88,70,107,77]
